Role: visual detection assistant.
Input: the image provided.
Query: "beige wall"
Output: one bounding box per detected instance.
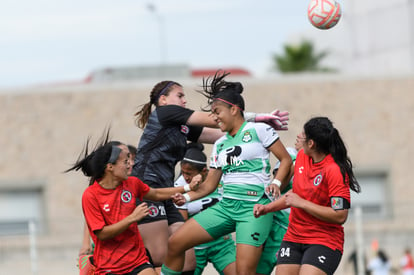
[0,74,413,274]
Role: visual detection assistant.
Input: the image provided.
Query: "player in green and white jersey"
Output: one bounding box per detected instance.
[174,143,236,275]
[161,71,293,275]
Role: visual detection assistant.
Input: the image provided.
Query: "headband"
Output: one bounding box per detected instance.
[214,98,244,111]
[156,82,175,102]
[108,146,122,164]
[182,157,207,165]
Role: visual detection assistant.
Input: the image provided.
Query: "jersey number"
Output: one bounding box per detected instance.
[280,247,290,257]
[159,206,166,216]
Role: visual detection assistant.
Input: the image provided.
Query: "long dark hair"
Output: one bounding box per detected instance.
[134,81,182,129]
[65,129,123,185]
[377,250,389,263]
[181,143,207,172]
[197,70,245,113]
[304,117,361,193]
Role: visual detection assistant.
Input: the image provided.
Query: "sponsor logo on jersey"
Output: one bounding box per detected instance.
[103,204,110,212]
[313,173,323,186]
[247,191,258,196]
[214,147,245,167]
[242,131,252,143]
[148,205,159,217]
[121,190,132,203]
[299,166,304,174]
[180,125,189,134]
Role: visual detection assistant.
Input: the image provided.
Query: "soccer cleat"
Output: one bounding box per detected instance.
[78,255,96,275]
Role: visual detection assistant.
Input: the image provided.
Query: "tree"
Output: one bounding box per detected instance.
[273,40,336,73]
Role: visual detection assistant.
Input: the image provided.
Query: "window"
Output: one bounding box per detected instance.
[349,170,390,219]
[0,182,46,236]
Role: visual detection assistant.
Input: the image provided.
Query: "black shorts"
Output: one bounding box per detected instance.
[137,199,184,225]
[276,241,342,275]
[110,262,153,275]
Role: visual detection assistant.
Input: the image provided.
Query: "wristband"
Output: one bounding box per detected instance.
[183,193,191,202]
[272,179,282,188]
[184,184,191,192]
[244,112,256,122]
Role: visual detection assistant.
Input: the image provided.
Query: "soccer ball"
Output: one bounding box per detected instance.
[307,0,342,30]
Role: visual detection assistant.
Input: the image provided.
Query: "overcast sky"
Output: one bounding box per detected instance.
[1,0,318,88]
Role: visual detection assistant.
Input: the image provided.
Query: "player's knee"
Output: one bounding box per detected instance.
[167,234,186,256]
[147,247,167,267]
[236,261,257,275]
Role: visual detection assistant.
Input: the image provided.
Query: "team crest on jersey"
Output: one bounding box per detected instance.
[313,173,323,186]
[180,125,189,134]
[242,131,252,143]
[121,190,132,203]
[148,205,159,217]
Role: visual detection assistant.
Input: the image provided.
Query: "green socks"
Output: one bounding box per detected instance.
[160,264,182,275]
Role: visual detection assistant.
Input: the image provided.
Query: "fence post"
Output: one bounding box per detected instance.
[29,220,38,275]
[355,206,365,275]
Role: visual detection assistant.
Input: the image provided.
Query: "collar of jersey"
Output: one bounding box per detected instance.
[226,121,247,139]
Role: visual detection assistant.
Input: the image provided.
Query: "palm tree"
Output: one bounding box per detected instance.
[273,40,336,73]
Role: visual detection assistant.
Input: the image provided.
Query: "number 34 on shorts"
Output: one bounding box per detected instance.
[279,247,291,258]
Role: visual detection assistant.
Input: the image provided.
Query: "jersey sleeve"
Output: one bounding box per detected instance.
[130,177,150,201]
[327,165,351,202]
[156,105,203,142]
[157,105,195,126]
[255,122,279,148]
[82,188,106,233]
[186,125,203,142]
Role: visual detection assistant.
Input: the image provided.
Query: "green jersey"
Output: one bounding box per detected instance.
[210,122,279,202]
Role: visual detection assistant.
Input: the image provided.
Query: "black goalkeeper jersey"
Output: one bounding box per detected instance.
[132,105,203,188]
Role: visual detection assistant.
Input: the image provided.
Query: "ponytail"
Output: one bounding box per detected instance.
[198,70,245,113]
[134,81,182,129]
[64,128,125,185]
[329,128,360,193]
[134,102,152,129]
[304,117,361,193]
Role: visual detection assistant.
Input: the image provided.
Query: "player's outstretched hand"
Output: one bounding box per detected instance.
[245,110,289,131]
[253,204,267,218]
[190,174,202,191]
[172,193,186,206]
[130,202,149,222]
[266,183,281,200]
[284,190,304,208]
[271,109,289,130]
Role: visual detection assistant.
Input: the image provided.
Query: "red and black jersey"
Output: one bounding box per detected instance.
[283,150,351,253]
[82,177,150,275]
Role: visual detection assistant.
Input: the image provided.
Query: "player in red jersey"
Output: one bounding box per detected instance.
[254,117,361,275]
[66,131,201,275]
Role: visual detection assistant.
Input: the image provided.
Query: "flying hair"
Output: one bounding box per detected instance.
[64,126,124,185]
[197,70,244,112]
